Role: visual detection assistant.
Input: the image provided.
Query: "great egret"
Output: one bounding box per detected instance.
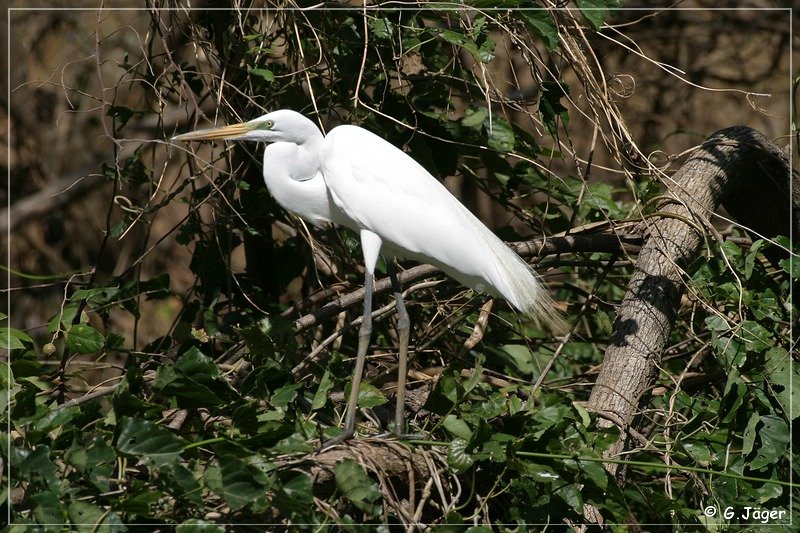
[173,109,562,446]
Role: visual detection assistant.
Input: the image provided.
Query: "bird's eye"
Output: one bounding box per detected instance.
[252,119,274,130]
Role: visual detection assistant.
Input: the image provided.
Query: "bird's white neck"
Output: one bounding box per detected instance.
[261,138,339,227]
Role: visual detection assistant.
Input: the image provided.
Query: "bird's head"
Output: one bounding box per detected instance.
[172,109,321,145]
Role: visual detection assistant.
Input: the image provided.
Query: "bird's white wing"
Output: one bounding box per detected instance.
[320,124,559,325]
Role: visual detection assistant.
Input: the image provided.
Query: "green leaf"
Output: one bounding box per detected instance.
[744,239,767,278]
[68,501,124,531]
[238,317,276,357]
[115,417,184,466]
[273,471,313,515]
[500,344,535,375]
[577,459,608,490]
[370,18,394,39]
[539,81,570,136]
[33,405,80,436]
[749,415,789,470]
[712,335,746,368]
[742,412,759,455]
[682,441,716,466]
[64,324,105,354]
[270,383,299,409]
[204,455,271,511]
[15,444,61,489]
[312,368,335,410]
[163,463,204,506]
[66,436,116,492]
[522,461,560,481]
[719,375,746,424]
[118,488,162,515]
[0,326,34,350]
[764,347,797,420]
[247,66,274,82]
[738,320,772,353]
[176,520,226,533]
[107,105,134,128]
[153,347,238,406]
[576,0,622,29]
[350,382,388,408]
[31,490,66,527]
[520,10,559,50]
[705,314,729,332]
[443,414,473,440]
[448,438,474,473]
[439,28,495,63]
[485,116,515,152]
[554,482,583,512]
[462,107,487,129]
[334,458,381,516]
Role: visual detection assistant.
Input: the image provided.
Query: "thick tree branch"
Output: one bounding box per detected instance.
[587,126,795,479]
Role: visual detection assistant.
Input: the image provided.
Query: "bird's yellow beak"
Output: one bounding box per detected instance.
[171,121,252,142]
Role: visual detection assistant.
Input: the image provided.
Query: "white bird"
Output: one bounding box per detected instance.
[173,109,562,446]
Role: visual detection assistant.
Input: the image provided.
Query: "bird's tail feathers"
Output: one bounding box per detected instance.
[472,221,566,334]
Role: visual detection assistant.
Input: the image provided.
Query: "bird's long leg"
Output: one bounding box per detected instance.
[389,261,410,437]
[321,271,373,449]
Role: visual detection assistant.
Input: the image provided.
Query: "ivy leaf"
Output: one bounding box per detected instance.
[439,28,495,64]
[270,383,299,409]
[370,18,394,39]
[176,520,225,533]
[448,438,474,473]
[555,482,584,512]
[107,105,134,129]
[500,344,535,375]
[739,320,772,353]
[273,471,314,515]
[31,490,66,527]
[334,458,381,516]
[577,459,608,490]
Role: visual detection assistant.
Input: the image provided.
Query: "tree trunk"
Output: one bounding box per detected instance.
[587,126,794,479]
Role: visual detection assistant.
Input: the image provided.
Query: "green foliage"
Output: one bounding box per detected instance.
[7,4,794,530]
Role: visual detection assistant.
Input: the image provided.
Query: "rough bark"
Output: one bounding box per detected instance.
[587,126,795,477]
